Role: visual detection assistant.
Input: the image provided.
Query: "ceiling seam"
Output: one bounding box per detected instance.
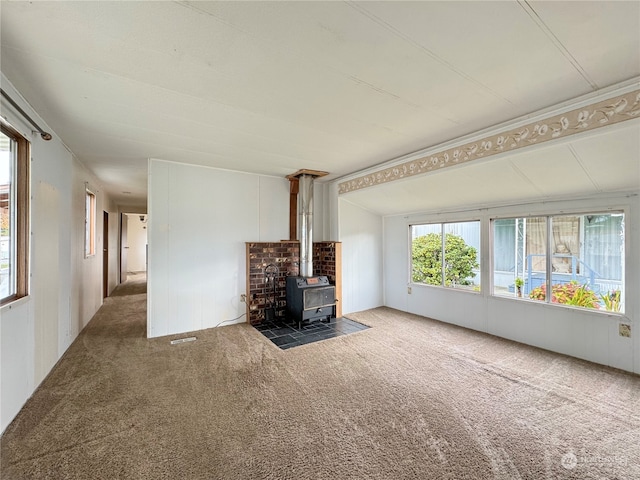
[57,109,345,162]
[345,1,515,106]
[150,3,457,130]
[1,6,470,148]
[2,47,384,153]
[174,1,251,35]
[509,161,546,197]
[518,1,599,91]
[567,144,602,192]
[173,1,459,126]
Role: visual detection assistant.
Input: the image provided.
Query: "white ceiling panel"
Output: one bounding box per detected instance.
[507,145,597,197]
[569,125,640,192]
[352,1,594,107]
[529,1,640,89]
[1,1,638,208]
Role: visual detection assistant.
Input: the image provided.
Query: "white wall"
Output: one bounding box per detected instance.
[383,193,639,373]
[125,214,148,272]
[71,162,115,337]
[383,214,410,313]
[1,74,115,433]
[312,181,327,242]
[338,198,384,314]
[147,160,289,338]
[107,209,120,295]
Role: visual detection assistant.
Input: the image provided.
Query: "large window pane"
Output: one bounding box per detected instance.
[493,217,547,300]
[583,214,624,282]
[550,213,623,312]
[492,213,624,313]
[411,221,480,291]
[525,217,547,303]
[411,224,441,286]
[493,218,515,272]
[443,221,480,290]
[0,131,15,299]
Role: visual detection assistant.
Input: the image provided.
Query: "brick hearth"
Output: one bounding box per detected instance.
[245,241,342,325]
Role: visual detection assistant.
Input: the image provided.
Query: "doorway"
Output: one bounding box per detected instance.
[120,213,148,284]
[103,211,109,298]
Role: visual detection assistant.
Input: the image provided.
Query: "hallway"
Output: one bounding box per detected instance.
[110,272,147,297]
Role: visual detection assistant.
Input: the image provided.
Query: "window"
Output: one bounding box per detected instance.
[85,190,96,257]
[1,123,29,304]
[492,213,624,313]
[411,221,480,291]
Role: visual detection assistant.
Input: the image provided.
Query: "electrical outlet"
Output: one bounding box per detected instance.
[240,294,246,303]
[619,323,631,338]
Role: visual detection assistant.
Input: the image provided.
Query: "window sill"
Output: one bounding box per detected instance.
[490,293,626,318]
[410,282,482,295]
[0,294,31,313]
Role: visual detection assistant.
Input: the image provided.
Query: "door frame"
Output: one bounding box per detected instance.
[119,213,128,284]
[103,211,109,298]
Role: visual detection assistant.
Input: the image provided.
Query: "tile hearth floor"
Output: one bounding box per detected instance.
[253,317,370,350]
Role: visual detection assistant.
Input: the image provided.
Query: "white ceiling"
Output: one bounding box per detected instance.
[1,1,639,211]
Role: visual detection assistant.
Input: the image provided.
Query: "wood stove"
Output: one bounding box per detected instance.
[286,275,336,328]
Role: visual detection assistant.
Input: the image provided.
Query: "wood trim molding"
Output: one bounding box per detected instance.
[16,133,29,297]
[245,243,251,322]
[288,177,299,241]
[286,169,329,180]
[334,242,342,318]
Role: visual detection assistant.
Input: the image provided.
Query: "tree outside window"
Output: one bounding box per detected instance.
[411,221,480,291]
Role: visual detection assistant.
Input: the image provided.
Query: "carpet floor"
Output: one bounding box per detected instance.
[1,275,638,479]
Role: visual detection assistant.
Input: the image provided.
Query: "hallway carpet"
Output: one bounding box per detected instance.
[1,276,639,479]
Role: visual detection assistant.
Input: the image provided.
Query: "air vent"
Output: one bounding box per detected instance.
[170,336,197,345]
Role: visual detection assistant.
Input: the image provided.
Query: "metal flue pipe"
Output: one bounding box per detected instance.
[298,174,314,278]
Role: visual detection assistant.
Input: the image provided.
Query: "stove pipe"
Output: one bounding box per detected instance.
[298,174,314,278]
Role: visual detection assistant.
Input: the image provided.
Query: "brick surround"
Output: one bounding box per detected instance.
[245,241,342,325]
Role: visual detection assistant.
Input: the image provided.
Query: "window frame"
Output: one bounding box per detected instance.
[85,189,96,258]
[409,220,481,292]
[490,210,625,314]
[0,122,30,306]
